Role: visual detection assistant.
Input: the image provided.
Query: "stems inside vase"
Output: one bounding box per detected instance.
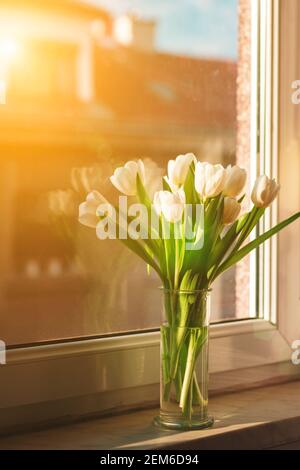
[158,289,212,429]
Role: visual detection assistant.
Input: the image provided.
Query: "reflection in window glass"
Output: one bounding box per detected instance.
[0,0,251,346]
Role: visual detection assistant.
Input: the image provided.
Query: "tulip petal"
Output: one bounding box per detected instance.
[78,201,99,228]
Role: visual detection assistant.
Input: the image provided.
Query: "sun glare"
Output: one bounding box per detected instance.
[0,37,19,64]
[0,79,6,105]
[113,16,133,46]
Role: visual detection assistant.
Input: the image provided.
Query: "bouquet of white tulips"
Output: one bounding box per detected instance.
[79,153,299,292]
[79,153,300,427]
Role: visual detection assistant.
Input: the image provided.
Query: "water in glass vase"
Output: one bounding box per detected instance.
[154,289,214,430]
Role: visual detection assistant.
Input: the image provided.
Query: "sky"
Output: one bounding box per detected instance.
[85,0,238,60]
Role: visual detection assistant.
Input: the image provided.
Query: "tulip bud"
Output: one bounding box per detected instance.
[165,153,196,191]
[195,162,225,199]
[78,191,108,228]
[223,197,241,225]
[153,188,186,223]
[223,165,247,197]
[251,175,280,208]
[110,160,145,196]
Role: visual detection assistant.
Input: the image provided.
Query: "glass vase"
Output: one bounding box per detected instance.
[154,289,214,430]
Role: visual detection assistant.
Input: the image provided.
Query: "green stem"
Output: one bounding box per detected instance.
[179,331,196,412]
[174,237,180,290]
[192,373,208,408]
[161,292,210,419]
[161,327,170,387]
[169,328,188,379]
[175,366,183,402]
[161,218,171,288]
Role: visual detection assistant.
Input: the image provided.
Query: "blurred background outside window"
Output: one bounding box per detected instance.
[0,0,252,345]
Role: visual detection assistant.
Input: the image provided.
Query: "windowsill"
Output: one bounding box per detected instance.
[0,381,300,450]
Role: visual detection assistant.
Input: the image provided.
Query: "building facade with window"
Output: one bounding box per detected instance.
[0,0,239,346]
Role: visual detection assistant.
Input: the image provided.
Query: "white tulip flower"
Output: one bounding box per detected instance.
[223,165,247,197]
[110,160,145,196]
[223,197,241,225]
[251,175,280,208]
[165,153,196,190]
[143,158,164,198]
[154,188,186,223]
[79,191,108,228]
[195,162,226,199]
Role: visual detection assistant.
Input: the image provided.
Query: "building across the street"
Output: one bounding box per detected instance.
[0,0,238,344]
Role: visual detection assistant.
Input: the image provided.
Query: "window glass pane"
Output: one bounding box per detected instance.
[0,0,252,346]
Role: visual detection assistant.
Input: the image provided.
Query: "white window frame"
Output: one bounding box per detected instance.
[0,0,299,432]
[277,0,300,347]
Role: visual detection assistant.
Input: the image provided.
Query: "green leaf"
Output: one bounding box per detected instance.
[136,173,162,257]
[181,197,224,277]
[209,209,262,274]
[212,211,300,280]
[96,186,162,279]
[205,195,222,226]
[198,196,224,272]
[120,236,162,279]
[207,212,247,278]
[163,177,172,192]
[180,270,200,291]
[183,162,199,205]
[236,211,250,232]
[136,173,152,207]
[161,216,176,286]
[237,207,264,242]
